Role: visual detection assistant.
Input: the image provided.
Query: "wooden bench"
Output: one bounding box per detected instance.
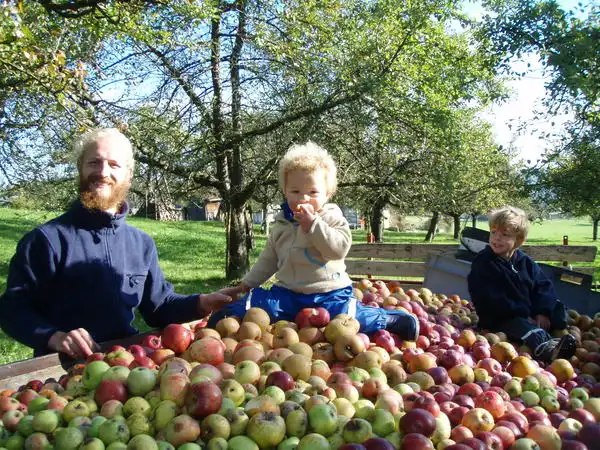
[345,242,598,285]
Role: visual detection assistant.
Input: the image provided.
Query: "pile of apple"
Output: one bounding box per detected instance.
[0,281,599,450]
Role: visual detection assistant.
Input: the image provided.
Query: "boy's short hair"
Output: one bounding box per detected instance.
[75,128,134,171]
[489,206,529,241]
[278,141,337,194]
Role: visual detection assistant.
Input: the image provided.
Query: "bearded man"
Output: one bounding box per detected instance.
[0,128,234,359]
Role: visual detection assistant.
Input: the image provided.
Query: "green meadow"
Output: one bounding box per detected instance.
[0,207,598,364]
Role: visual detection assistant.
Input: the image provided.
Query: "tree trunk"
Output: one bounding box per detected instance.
[261,200,270,235]
[593,218,599,241]
[226,203,250,280]
[472,214,477,228]
[245,205,254,250]
[425,211,439,242]
[452,213,461,239]
[370,199,387,242]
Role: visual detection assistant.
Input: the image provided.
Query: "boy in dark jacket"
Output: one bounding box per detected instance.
[467,206,576,362]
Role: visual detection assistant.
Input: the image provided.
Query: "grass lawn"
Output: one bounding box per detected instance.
[0,207,598,364]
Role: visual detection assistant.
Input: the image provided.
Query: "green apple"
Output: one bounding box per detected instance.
[332,397,355,418]
[153,400,178,431]
[218,397,236,415]
[122,397,152,417]
[260,361,282,376]
[88,415,108,438]
[127,434,159,450]
[227,435,260,450]
[127,367,157,397]
[371,408,396,437]
[568,397,584,410]
[308,403,338,436]
[285,389,308,405]
[220,379,246,406]
[504,379,522,398]
[570,387,590,402]
[246,411,286,448]
[83,361,111,390]
[386,431,403,449]
[63,398,91,423]
[522,376,540,393]
[234,361,261,385]
[263,386,286,405]
[297,433,330,450]
[16,414,34,437]
[98,418,130,446]
[178,443,202,450]
[102,366,130,383]
[126,412,152,436]
[225,407,249,436]
[106,442,128,450]
[54,426,85,449]
[353,399,376,421]
[79,436,106,450]
[201,414,231,441]
[393,383,414,395]
[328,431,345,450]
[31,409,61,434]
[521,390,540,407]
[277,436,300,450]
[207,436,229,450]
[285,408,307,438]
[343,418,372,444]
[4,433,26,450]
[156,441,176,450]
[24,432,51,449]
[27,396,50,414]
[345,367,370,383]
[541,396,560,413]
[431,412,452,446]
[368,367,388,383]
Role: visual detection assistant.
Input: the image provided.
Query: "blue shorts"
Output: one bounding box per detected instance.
[207,284,413,335]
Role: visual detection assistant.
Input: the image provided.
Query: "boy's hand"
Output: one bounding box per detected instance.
[529,314,551,331]
[294,204,316,233]
[48,328,100,360]
[198,284,249,316]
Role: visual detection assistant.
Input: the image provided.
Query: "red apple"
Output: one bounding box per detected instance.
[399,433,434,450]
[128,345,146,360]
[399,408,436,437]
[185,381,222,419]
[141,334,162,350]
[265,371,295,392]
[162,324,193,354]
[94,379,128,405]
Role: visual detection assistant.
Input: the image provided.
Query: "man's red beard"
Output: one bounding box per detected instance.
[79,174,130,212]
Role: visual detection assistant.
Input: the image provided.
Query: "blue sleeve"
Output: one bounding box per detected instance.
[0,230,59,351]
[467,257,529,323]
[137,242,200,328]
[530,262,556,317]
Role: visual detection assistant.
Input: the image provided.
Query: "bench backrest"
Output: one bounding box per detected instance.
[345,243,598,280]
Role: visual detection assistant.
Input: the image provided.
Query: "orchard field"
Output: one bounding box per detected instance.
[0,207,599,365]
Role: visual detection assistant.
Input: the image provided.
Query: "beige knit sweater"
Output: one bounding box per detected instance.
[243,203,353,294]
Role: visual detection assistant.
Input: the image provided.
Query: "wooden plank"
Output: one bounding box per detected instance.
[522,245,597,262]
[0,330,161,389]
[347,243,597,262]
[346,260,427,278]
[347,244,457,259]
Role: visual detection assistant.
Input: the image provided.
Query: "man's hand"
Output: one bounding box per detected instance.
[48,328,99,360]
[198,285,248,316]
[294,204,316,233]
[528,314,551,331]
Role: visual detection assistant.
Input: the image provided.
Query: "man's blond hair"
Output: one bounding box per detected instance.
[489,206,529,241]
[74,128,134,171]
[278,141,337,194]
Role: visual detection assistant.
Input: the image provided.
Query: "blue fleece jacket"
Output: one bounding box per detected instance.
[0,200,199,355]
[467,245,558,330]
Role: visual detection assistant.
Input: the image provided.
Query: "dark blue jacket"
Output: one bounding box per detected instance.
[467,245,557,330]
[0,201,199,355]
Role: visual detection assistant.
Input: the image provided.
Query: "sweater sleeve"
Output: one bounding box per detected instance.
[467,256,529,325]
[305,207,352,260]
[530,262,557,317]
[242,233,279,288]
[137,242,200,327]
[0,230,59,351]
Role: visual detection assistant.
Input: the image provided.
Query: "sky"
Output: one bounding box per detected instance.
[464,0,587,166]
